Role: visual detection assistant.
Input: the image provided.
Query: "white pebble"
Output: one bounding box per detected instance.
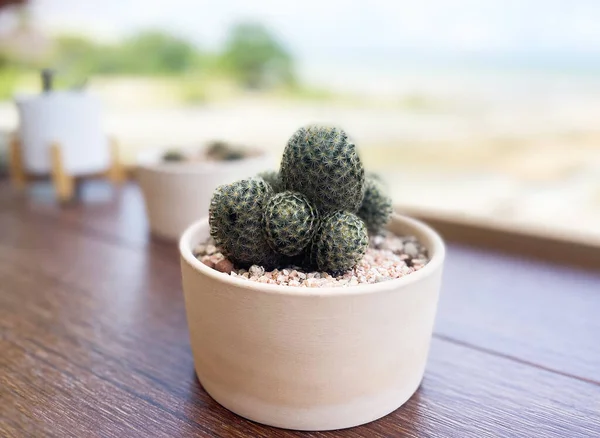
[249,265,265,277]
[195,232,429,289]
[404,242,418,257]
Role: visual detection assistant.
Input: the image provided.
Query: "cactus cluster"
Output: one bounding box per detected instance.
[280,126,365,213]
[162,141,253,163]
[309,211,368,273]
[257,170,283,193]
[205,140,246,161]
[264,192,318,256]
[208,124,393,273]
[209,178,280,268]
[358,176,393,234]
[162,149,186,162]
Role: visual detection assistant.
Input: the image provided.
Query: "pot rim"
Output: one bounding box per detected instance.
[179,213,445,297]
[136,146,272,176]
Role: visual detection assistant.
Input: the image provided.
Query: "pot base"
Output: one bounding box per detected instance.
[196,368,424,431]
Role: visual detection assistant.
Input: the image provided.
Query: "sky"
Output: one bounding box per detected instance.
[5,0,600,66]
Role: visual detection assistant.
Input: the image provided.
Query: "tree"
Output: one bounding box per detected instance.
[118,30,199,75]
[220,22,295,89]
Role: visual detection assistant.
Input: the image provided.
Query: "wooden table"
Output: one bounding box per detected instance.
[1,181,599,437]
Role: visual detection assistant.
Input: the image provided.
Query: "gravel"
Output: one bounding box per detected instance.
[194,231,430,288]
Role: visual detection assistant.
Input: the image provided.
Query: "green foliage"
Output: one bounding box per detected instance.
[53,30,201,78]
[0,66,21,100]
[0,21,298,100]
[264,191,318,256]
[257,170,282,193]
[309,211,368,273]
[118,31,199,75]
[357,175,393,234]
[280,125,365,214]
[220,22,295,89]
[177,76,208,104]
[209,178,281,268]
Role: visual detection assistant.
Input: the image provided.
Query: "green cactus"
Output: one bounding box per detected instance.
[257,170,283,192]
[205,124,393,276]
[358,176,393,234]
[264,191,318,256]
[366,171,386,187]
[162,149,186,162]
[206,140,245,161]
[280,125,365,214]
[223,151,245,160]
[209,178,281,268]
[309,211,368,273]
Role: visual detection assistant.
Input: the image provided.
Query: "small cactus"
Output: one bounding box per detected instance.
[206,140,245,161]
[209,178,280,268]
[280,125,365,214]
[206,124,393,275]
[310,211,368,273]
[264,191,318,256]
[162,150,186,162]
[358,176,393,234]
[257,170,283,193]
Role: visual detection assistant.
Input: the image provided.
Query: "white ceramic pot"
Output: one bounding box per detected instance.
[137,149,275,241]
[15,91,110,176]
[179,214,445,431]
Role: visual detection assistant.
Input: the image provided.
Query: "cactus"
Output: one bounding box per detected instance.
[309,211,368,273]
[206,140,245,161]
[162,150,186,162]
[257,170,283,193]
[280,125,365,214]
[366,171,386,187]
[206,124,394,275]
[358,176,393,234]
[264,191,318,256]
[209,178,281,268]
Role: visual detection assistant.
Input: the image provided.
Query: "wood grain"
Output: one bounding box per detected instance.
[1,179,599,437]
[3,180,599,382]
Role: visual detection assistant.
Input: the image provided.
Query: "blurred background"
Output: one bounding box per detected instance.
[1,0,599,241]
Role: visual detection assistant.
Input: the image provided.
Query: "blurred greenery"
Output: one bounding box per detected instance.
[0,19,298,101]
[0,60,21,99]
[219,22,295,89]
[54,31,201,77]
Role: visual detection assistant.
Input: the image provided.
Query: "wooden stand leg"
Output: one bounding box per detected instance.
[9,134,27,190]
[50,143,75,203]
[106,137,126,185]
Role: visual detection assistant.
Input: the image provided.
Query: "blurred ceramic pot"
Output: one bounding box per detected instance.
[179,213,445,431]
[137,148,275,241]
[15,91,110,176]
